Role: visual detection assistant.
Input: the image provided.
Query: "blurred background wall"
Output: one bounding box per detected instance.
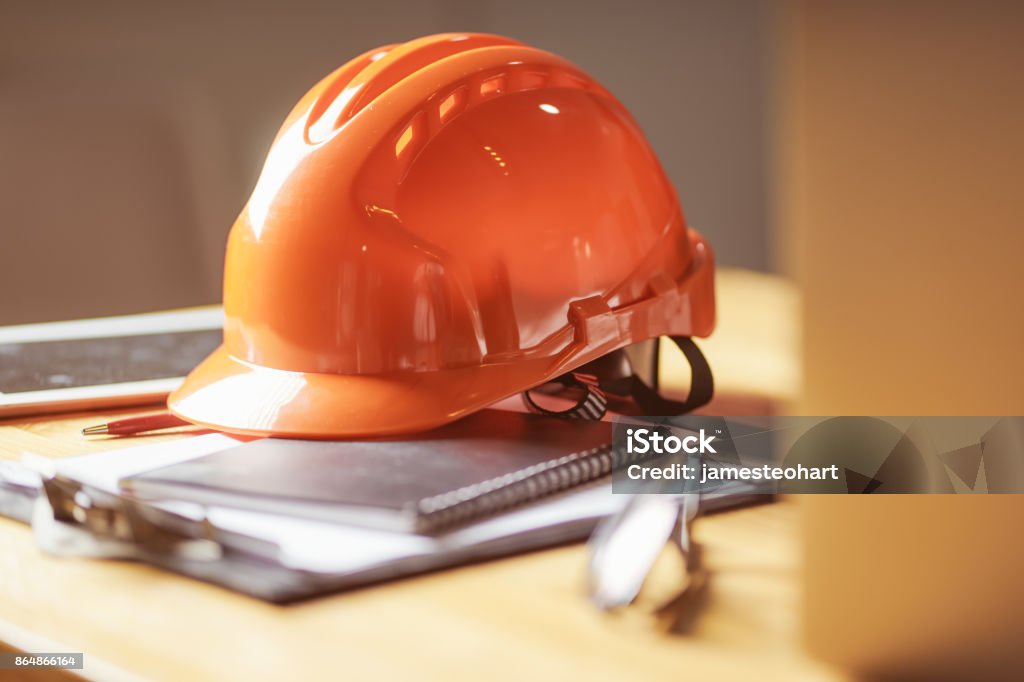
[778,0,1024,415]
[0,0,774,325]
[783,2,1024,678]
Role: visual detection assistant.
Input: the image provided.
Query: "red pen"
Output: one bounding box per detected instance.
[82,412,190,436]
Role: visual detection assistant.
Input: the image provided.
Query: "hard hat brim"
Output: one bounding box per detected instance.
[168,345,567,439]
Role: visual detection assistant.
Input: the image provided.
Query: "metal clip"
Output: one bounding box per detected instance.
[36,474,226,562]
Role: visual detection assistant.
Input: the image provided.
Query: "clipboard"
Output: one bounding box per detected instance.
[1,435,772,603]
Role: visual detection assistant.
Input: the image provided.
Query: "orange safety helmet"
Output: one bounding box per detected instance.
[169,33,715,438]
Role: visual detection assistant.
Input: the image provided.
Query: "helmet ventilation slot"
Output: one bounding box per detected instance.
[390,64,597,175]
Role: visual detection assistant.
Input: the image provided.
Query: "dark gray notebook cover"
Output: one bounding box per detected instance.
[123,410,614,532]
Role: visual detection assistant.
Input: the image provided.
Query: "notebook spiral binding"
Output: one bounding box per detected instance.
[411,441,653,534]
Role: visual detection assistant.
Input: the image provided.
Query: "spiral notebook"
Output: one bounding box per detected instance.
[122,409,655,534]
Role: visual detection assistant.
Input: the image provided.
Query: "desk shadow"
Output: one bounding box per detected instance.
[655,569,712,635]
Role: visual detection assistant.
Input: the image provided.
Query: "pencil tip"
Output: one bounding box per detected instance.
[82,424,109,436]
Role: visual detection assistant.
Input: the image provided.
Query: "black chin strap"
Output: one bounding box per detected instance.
[629,336,714,415]
[521,336,714,420]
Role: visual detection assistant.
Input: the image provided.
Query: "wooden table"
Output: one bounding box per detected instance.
[0,270,841,681]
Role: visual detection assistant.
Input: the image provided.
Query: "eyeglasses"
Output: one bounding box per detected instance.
[587,492,705,612]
